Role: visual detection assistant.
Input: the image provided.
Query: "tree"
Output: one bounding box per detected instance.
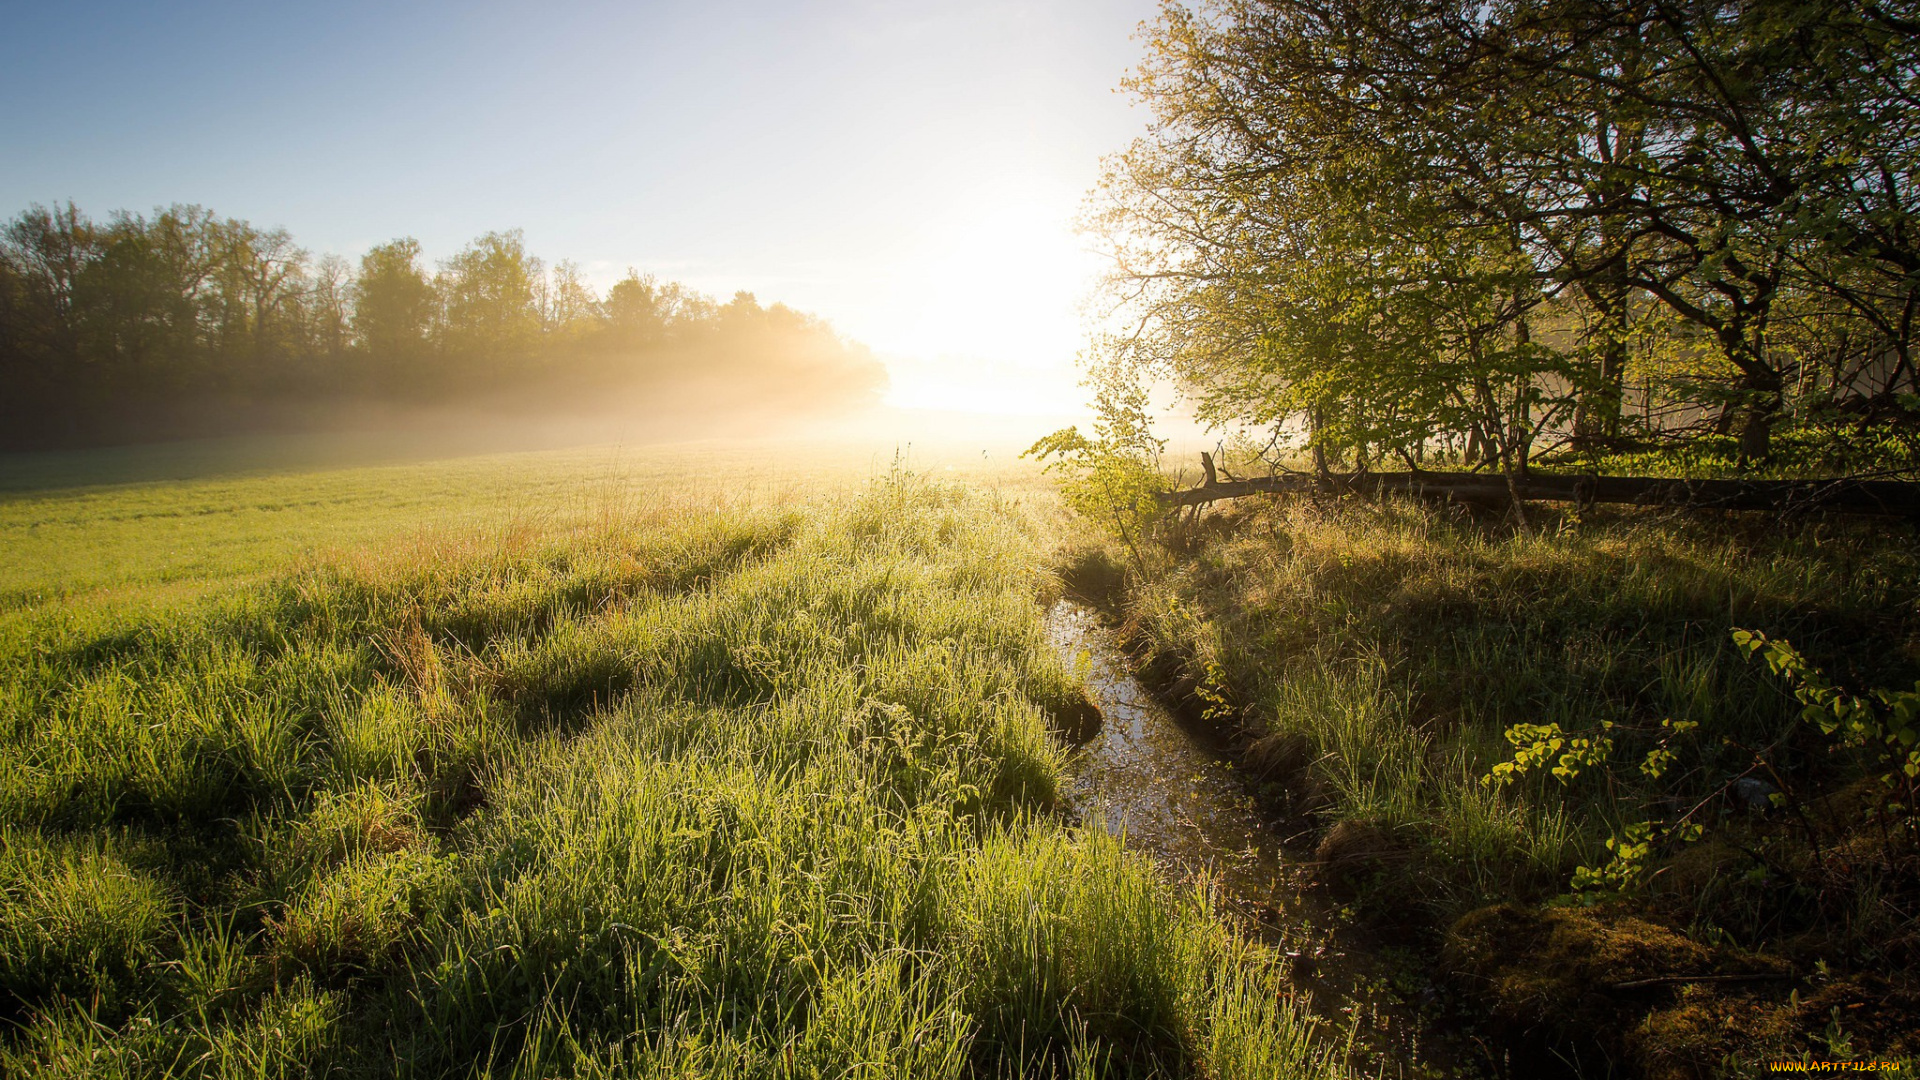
[1093,1,1569,474]
[434,230,541,386]
[0,203,95,397]
[352,238,435,392]
[535,259,598,346]
[308,253,353,366]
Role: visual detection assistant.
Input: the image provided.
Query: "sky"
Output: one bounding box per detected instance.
[0,0,1164,417]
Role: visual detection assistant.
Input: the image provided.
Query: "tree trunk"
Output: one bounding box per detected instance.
[1576,286,1630,443]
[1738,402,1775,464]
[1738,369,1785,465]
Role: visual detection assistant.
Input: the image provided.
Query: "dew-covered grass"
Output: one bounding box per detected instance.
[0,443,1344,1079]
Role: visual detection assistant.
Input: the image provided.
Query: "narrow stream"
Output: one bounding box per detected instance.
[1044,598,1486,1078]
[1045,600,1302,909]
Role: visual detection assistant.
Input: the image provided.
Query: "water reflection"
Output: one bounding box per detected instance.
[1046,599,1296,907]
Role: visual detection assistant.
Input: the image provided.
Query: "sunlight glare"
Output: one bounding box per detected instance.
[869,182,1099,417]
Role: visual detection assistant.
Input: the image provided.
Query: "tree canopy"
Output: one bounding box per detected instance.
[1091,0,1920,473]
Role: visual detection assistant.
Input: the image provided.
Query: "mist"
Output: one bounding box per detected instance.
[0,203,905,453]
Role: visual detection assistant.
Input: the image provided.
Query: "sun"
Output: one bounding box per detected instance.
[868,187,1100,417]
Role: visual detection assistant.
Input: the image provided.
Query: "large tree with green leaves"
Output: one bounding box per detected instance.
[1095,0,1920,468]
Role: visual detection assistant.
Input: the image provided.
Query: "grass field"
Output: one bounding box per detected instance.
[19,429,1913,1077]
[0,436,1344,1079]
[0,432,1048,607]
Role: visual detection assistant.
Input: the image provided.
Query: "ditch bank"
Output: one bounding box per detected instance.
[1048,537,1919,1079]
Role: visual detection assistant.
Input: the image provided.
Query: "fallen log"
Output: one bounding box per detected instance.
[1161,466,1920,521]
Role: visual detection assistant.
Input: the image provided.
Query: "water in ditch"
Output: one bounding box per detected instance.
[1045,600,1305,908]
[1044,598,1490,1078]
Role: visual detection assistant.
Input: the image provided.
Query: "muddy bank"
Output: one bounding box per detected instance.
[1045,589,1765,1079]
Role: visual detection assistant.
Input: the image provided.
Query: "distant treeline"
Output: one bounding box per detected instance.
[0,203,887,449]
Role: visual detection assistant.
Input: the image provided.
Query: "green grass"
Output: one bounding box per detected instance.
[1100,493,1920,1069]
[0,441,1344,1079]
[1129,499,1920,902]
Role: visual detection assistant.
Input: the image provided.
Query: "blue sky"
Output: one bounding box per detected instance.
[0,0,1161,412]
